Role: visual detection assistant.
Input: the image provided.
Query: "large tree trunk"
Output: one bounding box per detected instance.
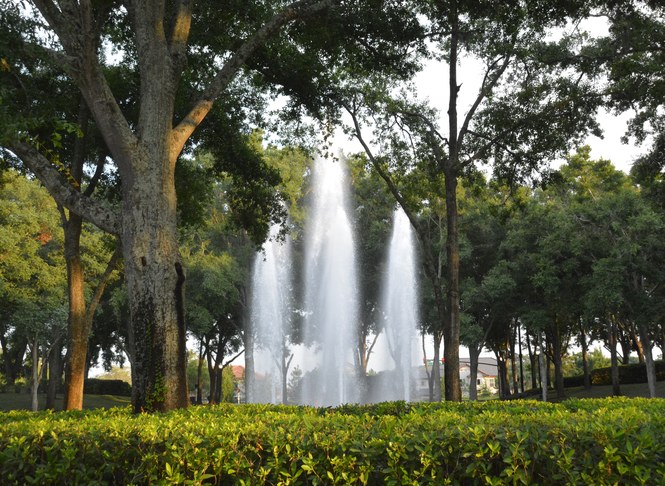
[123,154,188,412]
[63,213,88,410]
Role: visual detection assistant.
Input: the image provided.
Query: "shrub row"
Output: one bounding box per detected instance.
[0,398,664,485]
[591,360,665,386]
[562,360,665,388]
[83,379,132,397]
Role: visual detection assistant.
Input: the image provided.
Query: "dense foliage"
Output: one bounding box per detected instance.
[0,399,663,485]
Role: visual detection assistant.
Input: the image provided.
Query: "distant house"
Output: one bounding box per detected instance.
[413,357,499,400]
[459,357,498,396]
[231,365,245,403]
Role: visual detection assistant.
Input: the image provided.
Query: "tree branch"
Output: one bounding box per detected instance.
[171,0,337,152]
[85,242,122,324]
[169,0,192,71]
[457,53,512,156]
[10,141,121,235]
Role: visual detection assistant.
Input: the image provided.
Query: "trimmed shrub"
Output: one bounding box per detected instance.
[1,398,664,484]
[563,374,586,387]
[591,360,665,386]
[83,379,132,397]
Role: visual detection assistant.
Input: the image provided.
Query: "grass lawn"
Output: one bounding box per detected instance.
[1,381,662,412]
[0,392,131,411]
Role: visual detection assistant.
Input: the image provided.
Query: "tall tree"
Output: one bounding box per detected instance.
[1,0,422,412]
[343,0,598,401]
[0,170,68,409]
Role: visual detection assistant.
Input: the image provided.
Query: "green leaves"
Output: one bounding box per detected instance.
[1,399,664,484]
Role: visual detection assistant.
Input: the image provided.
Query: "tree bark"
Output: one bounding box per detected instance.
[63,213,88,410]
[442,0,462,403]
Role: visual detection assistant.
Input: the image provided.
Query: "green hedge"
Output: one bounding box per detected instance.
[563,374,586,387]
[1,398,664,485]
[591,360,665,386]
[83,379,132,397]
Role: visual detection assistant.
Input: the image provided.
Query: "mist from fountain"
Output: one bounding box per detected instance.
[249,225,292,404]
[301,157,359,406]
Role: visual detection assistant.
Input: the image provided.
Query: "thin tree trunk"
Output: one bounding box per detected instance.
[196,339,204,405]
[539,334,548,402]
[638,322,657,398]
[46,336,64,410]
[617,325,631,365]
[282,348,293,405]
[468,346,480,401]
[580,320,591,390]
[553,320,565,400]
[518,323,524,394]
[510,323,519,395]
[443,4,462,401]
[609,318,621,396]
[525,331,538,390]
[430,333,443,402]
[31,339,40,412]
[244,314,255,404]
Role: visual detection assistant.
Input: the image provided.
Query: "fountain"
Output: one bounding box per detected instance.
[249,225,292,404]
[300,157,360,406]
[371,207,420,402]
[247,156,421,406]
